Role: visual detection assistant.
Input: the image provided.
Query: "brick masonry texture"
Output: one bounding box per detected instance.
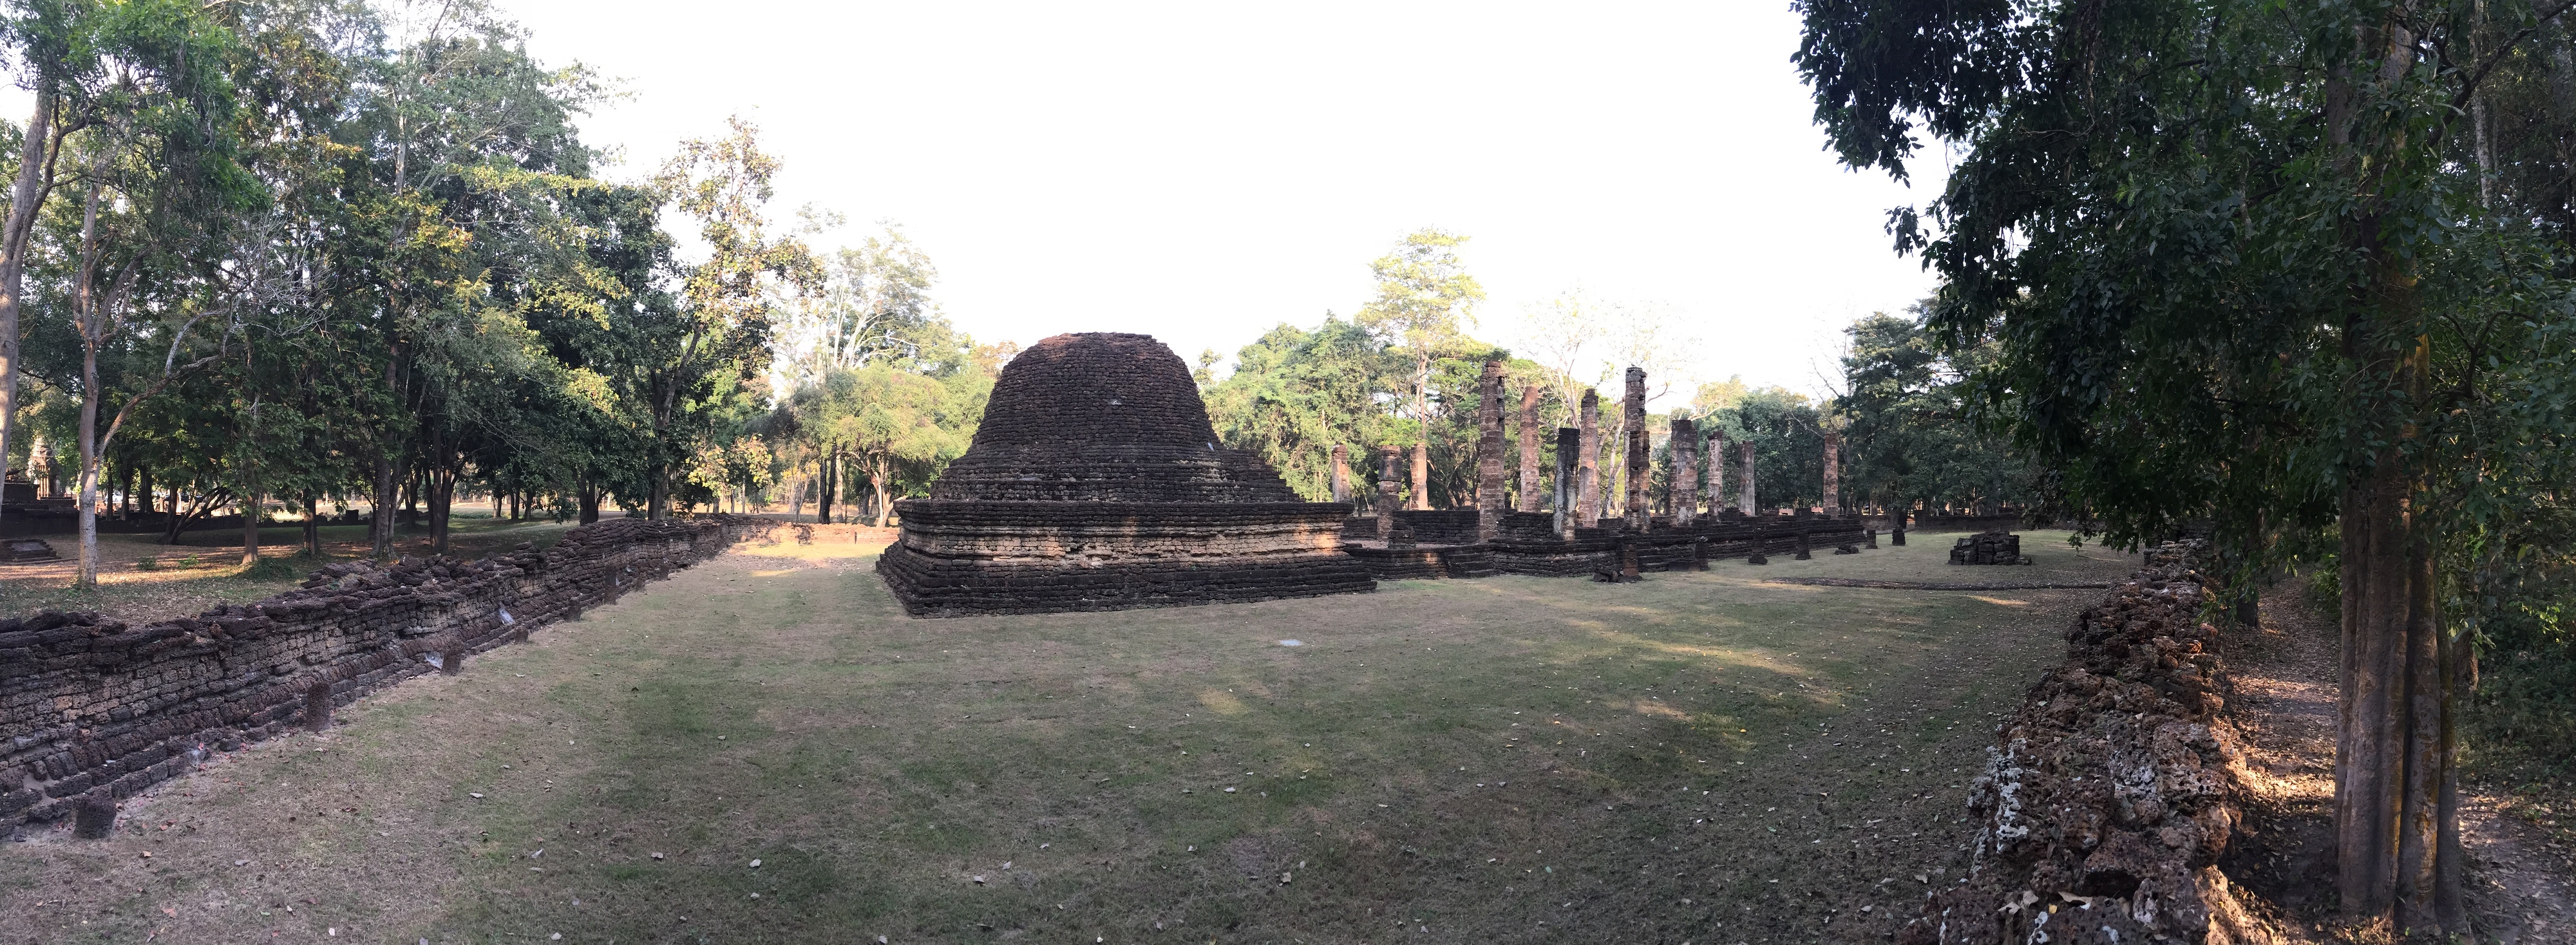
[1895,540,2271,945]
[880,332,1373,616]
[0,515,773,835]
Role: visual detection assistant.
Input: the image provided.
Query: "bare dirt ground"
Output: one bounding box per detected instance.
[0,532,2143,943]
[2221,586,2575,943]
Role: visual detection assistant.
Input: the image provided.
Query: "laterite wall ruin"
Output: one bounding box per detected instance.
[1894,541,2271,944]
[0,515,773,834]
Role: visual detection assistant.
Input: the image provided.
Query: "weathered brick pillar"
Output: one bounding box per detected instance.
[1517,380,1543,513]
[1821,431,1841,516]
[1670,416,1700,525]
[1331,444,1352,507]
[1739,440,1759,516]
[1554,427,1580,538]
[1707,431,1725,514]
[1408,443,1429,511]
[1622,367,1649,529]
[1475,360,1507,541]
[1376,445,1402,541]
[1576,389,1601,528]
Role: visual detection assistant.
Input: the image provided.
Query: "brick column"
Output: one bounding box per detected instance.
[1739,440,1759,516]
[1408,443,1429,510]
[1554,427,1580,538]
[1516,380,1543,513]
[1670,416,1699,525]
[1576,389,1601,528]
[1330,444,1352,507]
[1475,360,1507,540]
[1622,366,1649,529]
[1706,431,1726,514]
[1821,431,1841,516]
[1376,445,1402,541]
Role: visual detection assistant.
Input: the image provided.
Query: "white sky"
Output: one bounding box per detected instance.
[3,2,1946,404]
[502,1,1946,402]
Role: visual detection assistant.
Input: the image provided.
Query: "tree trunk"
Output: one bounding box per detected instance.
[430,463,455,555]
[2324,18,2462,933]
[303,492,321,557]
[404,464,422,525]
[239,487,260,568]
[2336,442,2460,933]
[816,451,835,525]
[370,449,397,559]
[75,362,99,586]
[870,458,892,528]
[117,463,135,519]
[0,86,52,544]
[138,466,153,517]
[648,460,669,521]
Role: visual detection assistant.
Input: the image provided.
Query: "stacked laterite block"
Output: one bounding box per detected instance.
[0,515,772,835]
[876,332,1373,615]
[1951,530,2029,565]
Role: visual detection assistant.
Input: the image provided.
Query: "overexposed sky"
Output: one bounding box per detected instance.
[502,1,1945,402]
[0,3,1944,402]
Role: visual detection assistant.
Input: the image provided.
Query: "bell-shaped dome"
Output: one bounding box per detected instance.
[927,332,1302,503]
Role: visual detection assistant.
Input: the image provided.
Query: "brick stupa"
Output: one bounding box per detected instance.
[876,332,1374,615]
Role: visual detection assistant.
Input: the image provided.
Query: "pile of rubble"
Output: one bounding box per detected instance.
[1950,531,2031,565]
[1895,540,2272,944]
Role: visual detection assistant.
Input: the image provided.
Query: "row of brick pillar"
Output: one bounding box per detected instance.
[1323,361,1846,531]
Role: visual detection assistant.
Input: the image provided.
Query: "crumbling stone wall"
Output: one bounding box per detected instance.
[1894,541,2270,945]
[0,515,772,835]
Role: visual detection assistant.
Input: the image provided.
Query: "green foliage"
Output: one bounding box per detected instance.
[1202,319,1399,500]
[1795,0,2576,890]
[1203,316,1526,507]
[1703,388,1824,511]
[1836,309,2032,514]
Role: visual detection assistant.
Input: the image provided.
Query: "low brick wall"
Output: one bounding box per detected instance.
[1894,540,2270,944]
[0,515,773,834]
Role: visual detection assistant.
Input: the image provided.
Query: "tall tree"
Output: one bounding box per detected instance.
[1354,228,1484,509]
[1797,0,2576,933]
[643,116,813,518]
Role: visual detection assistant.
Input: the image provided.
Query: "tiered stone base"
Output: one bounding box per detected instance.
[878,501,1375,615]
[1340,543,1496,580]
[1485,512,1873,576]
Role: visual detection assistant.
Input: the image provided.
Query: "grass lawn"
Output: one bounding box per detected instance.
[0,530,2144,944]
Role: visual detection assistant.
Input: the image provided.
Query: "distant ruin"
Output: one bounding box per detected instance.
[1333,359,1873,581]
[876,333,1374,615]
[881,346,1882,603]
